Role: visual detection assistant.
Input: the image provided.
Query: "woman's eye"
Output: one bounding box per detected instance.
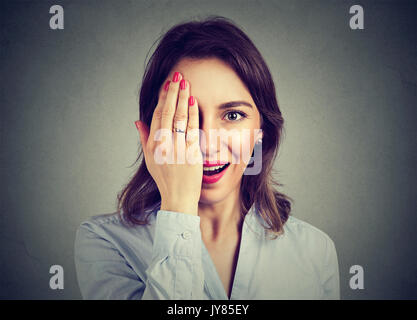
[225,111,246,121]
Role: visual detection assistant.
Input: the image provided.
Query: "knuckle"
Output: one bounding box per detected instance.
[168,81,180,92]
[153,108,163,120]
[188,104,199,114]
[161,109,174,118]
[179,86,188,97]
[178,94,189,106]
[174,113,187,122]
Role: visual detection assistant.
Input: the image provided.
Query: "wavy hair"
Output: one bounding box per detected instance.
[117,16,292,238]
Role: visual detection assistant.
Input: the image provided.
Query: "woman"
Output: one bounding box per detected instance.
[74,16,340,300]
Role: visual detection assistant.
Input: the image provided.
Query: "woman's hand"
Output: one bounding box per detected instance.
[135,72,202,216]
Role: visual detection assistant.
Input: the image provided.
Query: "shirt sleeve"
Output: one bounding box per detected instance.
[141,210,205,299]
[74,222,145,299]
[74,210,205,300]
[320,237,340,300]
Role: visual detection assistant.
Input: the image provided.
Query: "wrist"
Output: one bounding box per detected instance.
[160,199,198,216]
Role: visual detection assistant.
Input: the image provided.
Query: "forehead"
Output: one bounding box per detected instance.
[170,58,255,108]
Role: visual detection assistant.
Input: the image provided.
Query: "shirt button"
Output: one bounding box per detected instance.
[181,230,191,240]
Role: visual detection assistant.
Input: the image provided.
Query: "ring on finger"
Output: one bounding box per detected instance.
[173,127,186,133]
[173,120,186,134]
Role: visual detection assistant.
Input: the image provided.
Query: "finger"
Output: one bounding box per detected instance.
[161,72,183,133]
[186,95,199,144]
[172,78,189,164]
[173,79,189,147]
[186,96,201,164]
[149,80,170,146]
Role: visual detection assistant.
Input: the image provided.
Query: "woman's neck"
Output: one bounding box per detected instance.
[198,191,244,243]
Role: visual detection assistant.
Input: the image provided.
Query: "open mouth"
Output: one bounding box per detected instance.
[203,163,230,176]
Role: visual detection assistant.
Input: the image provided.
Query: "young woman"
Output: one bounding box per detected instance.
[74,16,340,300]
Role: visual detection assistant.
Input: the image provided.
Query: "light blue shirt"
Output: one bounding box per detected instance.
[74,202,340,299]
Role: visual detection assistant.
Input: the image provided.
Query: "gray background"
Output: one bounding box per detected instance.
[0,0,416,299]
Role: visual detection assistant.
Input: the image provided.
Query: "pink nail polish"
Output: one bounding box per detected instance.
[164,81,170,91]
[173,72,180,82]
[180,79,186,90]
[134,121,140,130]
[189,96,195,106]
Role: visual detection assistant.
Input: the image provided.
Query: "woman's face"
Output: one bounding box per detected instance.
[165,57,262,205]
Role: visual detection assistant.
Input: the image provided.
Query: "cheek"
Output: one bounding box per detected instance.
[221,129,255,167]
[239,133,255,166]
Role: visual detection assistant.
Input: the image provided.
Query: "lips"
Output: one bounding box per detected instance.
[203,161,229,167]
[202,162,230,184]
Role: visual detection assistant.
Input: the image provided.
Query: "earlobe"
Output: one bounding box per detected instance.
[256,131,263,144]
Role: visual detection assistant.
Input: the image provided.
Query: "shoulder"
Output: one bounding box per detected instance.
[80,208,157,229]
[78,211,126,230]
[284,215,335,245]
[81,211,123,227]
[281,215,337,264]
[74,209,157,250]
[76,212,126,239]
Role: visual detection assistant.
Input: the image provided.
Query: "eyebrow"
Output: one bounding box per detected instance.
[218,101,253,110]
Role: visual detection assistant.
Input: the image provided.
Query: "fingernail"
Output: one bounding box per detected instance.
[164,80,170,91]
[134,121,140,130]
[173,72,180,82]
[180,79,186,90]
[189,96,195,106]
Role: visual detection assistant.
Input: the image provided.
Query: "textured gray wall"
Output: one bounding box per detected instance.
[0,0,415,299]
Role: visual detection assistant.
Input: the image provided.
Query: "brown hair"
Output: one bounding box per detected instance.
[117,16,292,238]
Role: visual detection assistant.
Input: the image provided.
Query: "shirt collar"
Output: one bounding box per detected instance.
[152,200,267,237]
[242,202,268,240]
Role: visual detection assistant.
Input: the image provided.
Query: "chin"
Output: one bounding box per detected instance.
[199,188,227,205]
[199,165,244,205]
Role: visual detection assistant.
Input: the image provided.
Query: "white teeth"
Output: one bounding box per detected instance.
[203,164,227,171]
